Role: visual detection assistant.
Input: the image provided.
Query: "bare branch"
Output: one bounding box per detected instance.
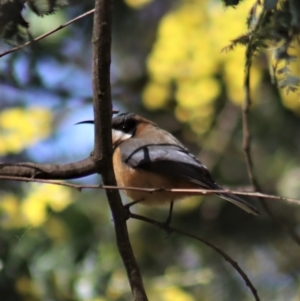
[198,102,240,170]
[0,157,97,179]
[0,9,95,58]
[243,63,257,188]
[130,213,260,301]
[2,175,300,207]
[243,54,300,246]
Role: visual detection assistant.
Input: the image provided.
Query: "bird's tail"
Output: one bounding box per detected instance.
[217,192,259,215]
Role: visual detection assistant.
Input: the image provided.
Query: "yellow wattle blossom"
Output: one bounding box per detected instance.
[124,0,152,9]
[153,286,194,301]
[0,193,26,228]
[21,184,72,227]
[45,217,69,242]
[144,0,262,134]
[176,78,220,109]
[143,82,171,109]
[15,276,37,296]
[1,184,72,228]
[281,90,300,113]
[0,107,52,155]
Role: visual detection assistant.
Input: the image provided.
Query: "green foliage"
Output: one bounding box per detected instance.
[224,0,300,94]
[221,0,245,7]
[0,0,68,45]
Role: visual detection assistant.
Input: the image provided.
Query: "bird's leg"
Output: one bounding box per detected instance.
[124,198,145,209]
[123,198,145,220]
[163,200,174,227]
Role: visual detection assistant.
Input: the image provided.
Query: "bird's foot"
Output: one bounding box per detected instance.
[123,198,144,221]
[162,201,174,237]
[123,206,131,221]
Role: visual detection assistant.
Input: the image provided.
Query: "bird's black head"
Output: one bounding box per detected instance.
[111,113,140,146]
[112,113,138,134]
[77,112,148,146]
[77,113,137,131]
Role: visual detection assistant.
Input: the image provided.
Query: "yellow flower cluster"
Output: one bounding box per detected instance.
[22,183,72,226]
[0,107,52,155]
[0,184,72,228]
[124,0,152,9]
[142,0,261,135]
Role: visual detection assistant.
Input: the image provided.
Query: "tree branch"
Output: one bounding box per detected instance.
[2,175,300,207]
[91,0,148,300]
[0,9,95,58]
[243,62,258,189]
[130,213,260,301]
[243,58,300,246]
[0,157,97,179]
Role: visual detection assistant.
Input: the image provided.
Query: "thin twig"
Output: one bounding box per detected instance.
[199,102,240,170]
[1,175,300,206]
[130,213,260,301]
[243,62,259,189]
[0,9,95,58]
[243,54,300,245]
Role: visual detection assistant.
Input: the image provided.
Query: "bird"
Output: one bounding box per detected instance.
[78,112,259,217]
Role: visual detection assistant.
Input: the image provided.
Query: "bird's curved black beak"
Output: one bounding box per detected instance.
[75,110,119,126]
[75,120,95,125]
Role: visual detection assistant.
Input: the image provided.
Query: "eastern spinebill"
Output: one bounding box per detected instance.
[78,113,259,215]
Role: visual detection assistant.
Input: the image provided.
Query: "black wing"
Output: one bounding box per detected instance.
[119,140,259,215]
[120,141,219,189]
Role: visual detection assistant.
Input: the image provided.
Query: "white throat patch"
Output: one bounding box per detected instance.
[112,129,132,145]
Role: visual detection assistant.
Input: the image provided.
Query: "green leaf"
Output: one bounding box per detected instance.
[264,0,279,10]
[222,0,243,7]
[276,66,290,75]
[290,0,300,27]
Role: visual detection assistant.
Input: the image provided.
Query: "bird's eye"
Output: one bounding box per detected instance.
[120,119,136,133]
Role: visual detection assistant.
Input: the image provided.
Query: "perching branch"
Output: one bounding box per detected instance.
[130,213,260,301]
[2,175,300,207]
[91,0,148,300]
